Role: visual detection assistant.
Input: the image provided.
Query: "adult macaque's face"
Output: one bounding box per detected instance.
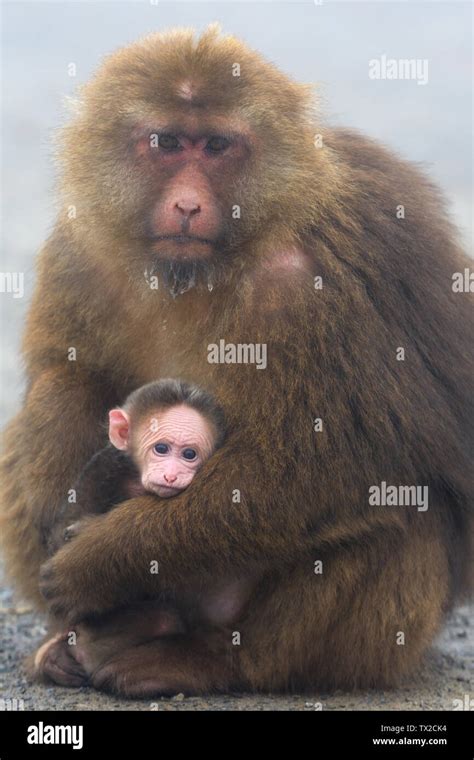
[132,127,252,263]
[109,405,216,497]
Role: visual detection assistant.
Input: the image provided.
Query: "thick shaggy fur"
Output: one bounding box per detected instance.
[1,26,472,694]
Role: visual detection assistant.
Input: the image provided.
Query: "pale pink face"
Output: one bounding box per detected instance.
[109,404,216,498]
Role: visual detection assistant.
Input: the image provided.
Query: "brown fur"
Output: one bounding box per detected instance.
[0,25,472,694]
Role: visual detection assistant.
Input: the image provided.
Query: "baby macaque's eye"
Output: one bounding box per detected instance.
[154,443,169,455]
[182,448,197,461]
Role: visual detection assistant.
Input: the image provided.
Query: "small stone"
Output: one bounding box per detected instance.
[172,693,185,701]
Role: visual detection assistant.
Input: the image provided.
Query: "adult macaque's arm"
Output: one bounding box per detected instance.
[39,424,320,621]
[0,364,114,605]
[0,237,124,605]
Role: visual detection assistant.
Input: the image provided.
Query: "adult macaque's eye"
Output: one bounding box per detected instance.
[182,448,197,461]
[157,134,181,151]
[154,443,169,455]
[206,136,230,154]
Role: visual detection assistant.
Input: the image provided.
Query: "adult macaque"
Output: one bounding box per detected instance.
[1,26,472,696]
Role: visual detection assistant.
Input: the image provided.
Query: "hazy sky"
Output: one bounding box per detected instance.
[0,0,472,420]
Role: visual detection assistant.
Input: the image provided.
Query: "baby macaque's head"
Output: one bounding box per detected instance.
[108,379,225,498]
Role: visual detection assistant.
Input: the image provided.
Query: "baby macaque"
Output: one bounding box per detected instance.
[36,379,252,688]
[48,378,225,555]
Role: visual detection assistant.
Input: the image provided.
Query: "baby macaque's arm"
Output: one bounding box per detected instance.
[47,445,140,556]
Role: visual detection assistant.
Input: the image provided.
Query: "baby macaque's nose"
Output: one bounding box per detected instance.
[164,473,177,484]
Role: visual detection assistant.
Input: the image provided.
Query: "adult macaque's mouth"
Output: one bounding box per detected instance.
[156,235,215,246]
[149,238,215,263]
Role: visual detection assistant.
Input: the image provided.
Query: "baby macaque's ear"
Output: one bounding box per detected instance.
[108,408,131,450]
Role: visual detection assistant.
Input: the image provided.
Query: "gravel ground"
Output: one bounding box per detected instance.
[0,580,472,711]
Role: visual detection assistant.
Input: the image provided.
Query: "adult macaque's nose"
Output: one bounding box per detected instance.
[164,472,177,484]
[175,199,201,218]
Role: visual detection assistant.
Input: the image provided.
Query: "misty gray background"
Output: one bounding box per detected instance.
[1,0,472,425]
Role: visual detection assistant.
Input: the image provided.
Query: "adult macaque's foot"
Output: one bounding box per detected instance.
[34,602,188,688]
[33,633,88,687]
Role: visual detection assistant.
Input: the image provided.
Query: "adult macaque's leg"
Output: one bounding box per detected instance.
[85,633,241,697]
[52,525,449,697]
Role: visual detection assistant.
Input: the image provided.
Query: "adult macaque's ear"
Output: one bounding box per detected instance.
[108,408,131,450]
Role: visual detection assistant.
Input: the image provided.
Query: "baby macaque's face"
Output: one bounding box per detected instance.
[109,404,216,498]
